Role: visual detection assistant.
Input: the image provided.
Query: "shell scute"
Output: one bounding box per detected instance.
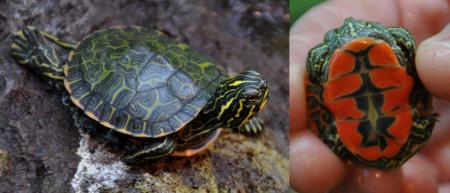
[65,27,227,138]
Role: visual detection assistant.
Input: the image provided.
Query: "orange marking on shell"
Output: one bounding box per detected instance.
[100,121,115,129]
[323,73,362,102]
[342,37,377,52]
[335,120,361,154]
[326,98,364,121]
[85,111,99,121]
[116,128,132,135]
[135,133,150,138]
[381,140,403,158]
[328,50,355,79]
[71,97,83,108]
[385,110,412,145]
[368,41,400,67]
[370,68,409,89]
[68,51,75,61]
[358,146,383,161]
[63,64,69,76]
[64,78,72,93]
[372,68,414,115]
[324,37,414,160]
[171,129,221,157]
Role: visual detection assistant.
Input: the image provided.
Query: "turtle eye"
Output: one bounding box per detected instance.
[243,88,260,100]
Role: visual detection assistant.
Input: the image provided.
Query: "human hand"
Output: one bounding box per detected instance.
[289,0,450,192]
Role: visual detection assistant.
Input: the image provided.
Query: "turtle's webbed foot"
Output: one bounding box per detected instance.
[235,117,264,136]
[11,27,63,80]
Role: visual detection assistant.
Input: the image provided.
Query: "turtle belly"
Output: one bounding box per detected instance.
[323,38,414,161]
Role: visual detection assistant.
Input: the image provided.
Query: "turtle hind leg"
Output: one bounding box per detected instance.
[10,27,75,86]
[234,117,264,136]
[121,136,176,165]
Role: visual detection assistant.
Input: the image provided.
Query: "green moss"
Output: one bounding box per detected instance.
[0,149,9,176]
[250,143,289,192]
[134,156,219,193]
[209,131,289,192]
[117,130,287,192]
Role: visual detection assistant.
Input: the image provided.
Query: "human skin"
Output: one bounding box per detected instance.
[290,0,450,193]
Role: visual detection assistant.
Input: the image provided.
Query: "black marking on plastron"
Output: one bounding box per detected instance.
[338,44,400,151]
[357,117,396,151]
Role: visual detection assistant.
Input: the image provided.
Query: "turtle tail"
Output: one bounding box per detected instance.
[10,26,75,87]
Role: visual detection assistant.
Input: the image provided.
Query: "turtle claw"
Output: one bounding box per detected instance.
[11,28,34,64]
[235,117,264,136]
[11,34,30,50]
[10,26,66,81]
[11,27,59,67]
[306,42,329,83]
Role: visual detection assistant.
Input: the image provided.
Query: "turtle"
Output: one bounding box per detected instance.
[305,18,436,169]
[10,26,269,164]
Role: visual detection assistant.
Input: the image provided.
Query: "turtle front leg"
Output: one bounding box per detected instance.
[235,116,264,136]
[387,27,416,67]
[122,136,176,164]
[306,42,329,83]
[10,27,75,85]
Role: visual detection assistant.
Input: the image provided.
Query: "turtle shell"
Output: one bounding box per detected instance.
[63,26,228,138]
[324,37,414,161]
[306,18,436,168]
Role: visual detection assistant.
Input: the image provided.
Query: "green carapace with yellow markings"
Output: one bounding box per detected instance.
[10,26,269,164]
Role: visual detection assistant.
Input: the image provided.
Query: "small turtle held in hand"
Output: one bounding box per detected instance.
[10,26,269,164]
[305,18,436,169]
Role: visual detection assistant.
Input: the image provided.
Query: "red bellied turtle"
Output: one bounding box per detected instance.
[305,18,436,169]
[10,26,269,164]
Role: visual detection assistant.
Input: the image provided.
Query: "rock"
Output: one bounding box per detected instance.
[0,0,288,192]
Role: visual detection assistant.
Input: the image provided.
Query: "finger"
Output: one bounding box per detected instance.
[416,23,450,101]
[427,138,450,182]
[397,0,450,42]
[289,41,307,131]
[295,0,449,42]
[401,155,439,193]
[333,166,403,193]
[290,131,345,193]
[439,183,450,193]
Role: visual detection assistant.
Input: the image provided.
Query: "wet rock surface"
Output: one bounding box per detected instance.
[0,0,288,192]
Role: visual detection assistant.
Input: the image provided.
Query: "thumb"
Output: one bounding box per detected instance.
[416,23,450,101]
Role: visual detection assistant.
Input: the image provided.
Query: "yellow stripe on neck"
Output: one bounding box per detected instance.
[217,98,235,120]
[229,80,258,87]
[43,72,64,80]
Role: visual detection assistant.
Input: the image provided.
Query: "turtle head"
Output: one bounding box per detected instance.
[208,70,269,129]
